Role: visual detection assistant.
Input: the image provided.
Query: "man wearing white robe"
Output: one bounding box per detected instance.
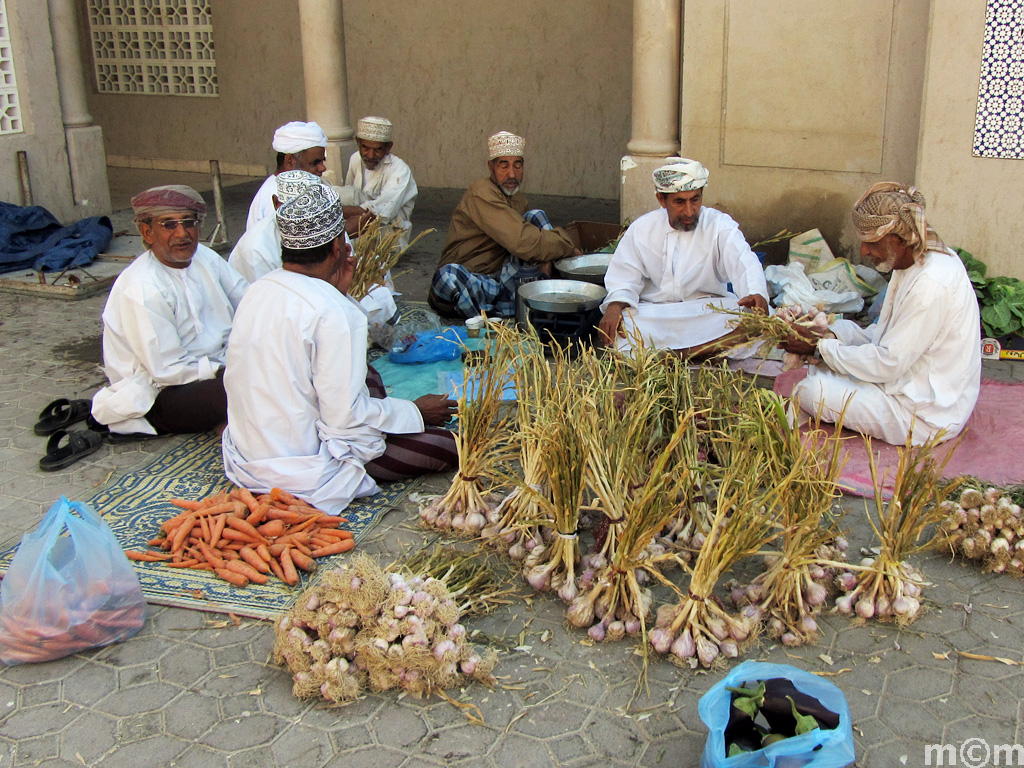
[598,158,769,357]
[341,116,418,249]
[246,121,328,232]
[91,185,248,437]
[222,185,457,515]
[782,182,981,446]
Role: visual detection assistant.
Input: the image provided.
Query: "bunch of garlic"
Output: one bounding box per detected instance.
[938,487,1024,577]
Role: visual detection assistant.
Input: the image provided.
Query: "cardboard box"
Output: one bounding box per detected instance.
[980,333,1024,360]
[564,221,625,254]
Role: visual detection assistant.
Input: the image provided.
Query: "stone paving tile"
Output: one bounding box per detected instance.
[93,734,190,768]
[487,732,549,767]
[12,733,61,766]
[169,744,231,768]
[322,746,406,768]
[58,709,119,764]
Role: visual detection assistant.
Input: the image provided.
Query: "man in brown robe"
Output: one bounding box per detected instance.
[428,131,580,318]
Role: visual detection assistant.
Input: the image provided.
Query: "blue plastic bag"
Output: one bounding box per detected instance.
[698,661,856,768]
[0,496,145,665]
[388,326,467,364]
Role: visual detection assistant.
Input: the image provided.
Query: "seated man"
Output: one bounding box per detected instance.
[428,131,580,318]
[781,182,981,446]
[341,116,418,249]
[229,170,323,283]
[246,121,328,231]
[598,158,769,358]
[91,185,248,438]
[222,184,458,515]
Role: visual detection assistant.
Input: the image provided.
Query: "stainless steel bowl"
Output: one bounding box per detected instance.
[553,253,612,285]
[516,279,607,319]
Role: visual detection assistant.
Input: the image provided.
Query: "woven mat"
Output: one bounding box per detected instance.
[0,429,419,622]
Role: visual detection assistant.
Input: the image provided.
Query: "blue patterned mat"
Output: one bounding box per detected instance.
[0,429,418,621]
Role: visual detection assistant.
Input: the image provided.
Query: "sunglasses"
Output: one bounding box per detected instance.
[151,218,200,231]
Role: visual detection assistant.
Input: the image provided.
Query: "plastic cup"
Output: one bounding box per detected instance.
[465,316,485,338]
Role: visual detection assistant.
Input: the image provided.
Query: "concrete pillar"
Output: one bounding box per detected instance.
[621,0,682,222]
[298,0,357,185]
[47,0,111,215]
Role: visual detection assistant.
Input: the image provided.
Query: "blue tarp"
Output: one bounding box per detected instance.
[0,201,113,274]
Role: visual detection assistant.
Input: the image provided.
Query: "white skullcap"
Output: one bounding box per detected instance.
[488,131,525,160]
[653,158,709,193]
[356,116,393,143]
[272,121,328,154]
[277,184,345,250]
[275,170,323,206]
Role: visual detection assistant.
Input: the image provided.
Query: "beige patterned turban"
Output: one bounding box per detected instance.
[851,182,945,259]
[653,158,709,193]
[488,131,525,160]
[277,184,346,250]
[131,185,206,222]
[357,117,393,143]
[275,170,323,206]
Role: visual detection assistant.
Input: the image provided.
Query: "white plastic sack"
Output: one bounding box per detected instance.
[764,262,863,314]
[787,229,835,273]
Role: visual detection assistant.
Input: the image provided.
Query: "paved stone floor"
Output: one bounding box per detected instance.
[0,176,1022,767]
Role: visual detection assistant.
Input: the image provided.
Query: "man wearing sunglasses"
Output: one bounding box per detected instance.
[89,185,249,442]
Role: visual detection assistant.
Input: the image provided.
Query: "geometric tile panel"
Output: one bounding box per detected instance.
[87,0,217,97]
[0,0,22,134]
[973,0,1024,158]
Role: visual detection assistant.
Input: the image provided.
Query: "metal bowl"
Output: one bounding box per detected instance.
[553,253,612,285]
[517,279,607,314]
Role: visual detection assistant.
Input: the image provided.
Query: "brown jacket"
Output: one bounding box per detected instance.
[438,178,575,276]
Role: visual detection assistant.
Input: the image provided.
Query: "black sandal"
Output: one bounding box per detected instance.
[34,398,92,436]
[38,429,105,472]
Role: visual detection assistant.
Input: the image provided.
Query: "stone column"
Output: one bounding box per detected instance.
[297,0,357,184]
[621,0,682,221]
[47,0,111,215]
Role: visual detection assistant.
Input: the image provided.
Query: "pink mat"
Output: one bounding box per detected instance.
[774,371,1024,497]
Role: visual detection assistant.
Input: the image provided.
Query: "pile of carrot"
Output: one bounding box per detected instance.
[0,602,145,664]
[124,487,355,588]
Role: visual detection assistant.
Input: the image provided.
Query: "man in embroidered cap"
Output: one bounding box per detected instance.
[222,184,458,515]
[246,120,329,231]
[779,182,980,445]
[428,130,581,318]
[340,116,418,249]
[598,157,769,358]
[89,185,248,443]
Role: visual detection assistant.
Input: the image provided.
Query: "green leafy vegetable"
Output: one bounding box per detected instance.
[956,248,1024,338]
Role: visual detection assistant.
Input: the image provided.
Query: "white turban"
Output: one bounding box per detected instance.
[488,131,525,160]
[356,117,393,143]
[653,158,709,193]
[272,121,328,154]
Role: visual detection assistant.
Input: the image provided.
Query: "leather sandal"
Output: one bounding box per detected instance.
[38,429,105,472]
[34,398,92,436]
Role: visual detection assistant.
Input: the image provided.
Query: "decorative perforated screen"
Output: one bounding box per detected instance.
[0,0,23,134]
[87,0,217,97]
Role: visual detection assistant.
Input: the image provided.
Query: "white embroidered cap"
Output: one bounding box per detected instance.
[274,170,323,206]
[271,121,328,154]
[652,158,709,193]
[277,184,346,250]
[356,116,393,143]
[488,131,525,160]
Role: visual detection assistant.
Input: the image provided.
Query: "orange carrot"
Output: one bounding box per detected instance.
[256,543,273,563]
[264,509,308,523]
[310,539,356,557]
[314,529,354,541]
[210,513,227,548]
[224,516,268,542]
[220,528,261,544]
[169,498,205,510]
[170,514,196,553]
[197,541,225,569]
[255,519,287,538]
[279,547,300,586]
[125,550,173,562]
[148,537,168,548]
[164,558,202,568]
[268,557,286,582]
[246,502,269,527]
[236,487,261,515]
[239,546,271,574]
[225,559,268,584]
[199,514,211,542]
[289,550,317,572]
[215,568,249,587]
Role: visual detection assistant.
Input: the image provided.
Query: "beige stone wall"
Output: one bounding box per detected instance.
[83,1,305,179]
[0,1,77,220]
[917,0,1024,279]
[342,0,631,199]
[83,0,632,200]
[622,0,931,257]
